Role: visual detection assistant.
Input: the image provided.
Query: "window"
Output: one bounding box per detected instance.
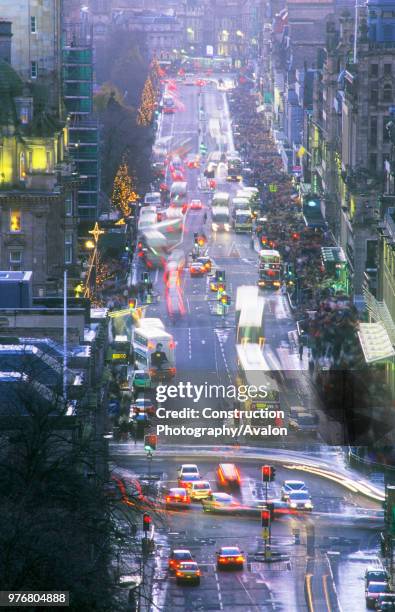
[370,63,379,77]
[19,152,26,181]
[65,230,73,264]
[369,153,377,171]
[370,116,378,146]
[10,210,21,232]
[383,83,393,103]
[30,61,37,79]
[30,16,36,33]
[371,88,378,105]
[9,250,22,271]
[65,193,73,216]
[384,63,392,76]
[46,151,51,171]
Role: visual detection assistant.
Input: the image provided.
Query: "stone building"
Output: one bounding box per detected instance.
[0,22,79,296]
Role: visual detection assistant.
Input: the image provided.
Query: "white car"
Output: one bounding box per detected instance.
[287,491,313,511]
[281,480,308,501]
[177,464,200,480]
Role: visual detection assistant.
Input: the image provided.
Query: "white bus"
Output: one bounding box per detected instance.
[211,206,230,232]
[235,286,259,322]
[132,326,176,379]
[236,298,264,344]
[170,181,188,205]
[236,343,281,413]
[212,191,231,209]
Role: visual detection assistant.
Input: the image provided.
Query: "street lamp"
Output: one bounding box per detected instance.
[85,239,95,250]
[236,30,244,37]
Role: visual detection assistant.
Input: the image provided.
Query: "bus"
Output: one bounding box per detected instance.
[132,326,176,379]
[258,249,282,289]
[212,191,231,209]
[235,285,259,326]
[211,206,230,232]
[170,181,188,208]
[232,197,251,212]
[180,56,232,72]
[227,156,242,181]
[234,210,252,233]
[236,298,264,344]
[236,343,281,420]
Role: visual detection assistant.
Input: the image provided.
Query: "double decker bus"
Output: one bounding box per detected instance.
[258,249,282,289]
[235,344,282,428]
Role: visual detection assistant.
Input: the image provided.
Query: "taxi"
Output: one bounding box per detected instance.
[189,480,212,500]
[176,561,201,585]
[216,546,245,570]
[165,487,191,508]
[190,262,206,277]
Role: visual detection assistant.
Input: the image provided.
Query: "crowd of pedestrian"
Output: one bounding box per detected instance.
[228,80,360,368]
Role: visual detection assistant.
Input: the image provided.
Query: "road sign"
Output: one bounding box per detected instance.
[269,183,278,193]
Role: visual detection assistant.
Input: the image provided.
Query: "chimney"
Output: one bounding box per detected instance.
[0,20,12,64]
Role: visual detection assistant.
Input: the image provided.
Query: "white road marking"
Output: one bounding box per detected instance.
[214,570,224,610]
[188,328,192,359]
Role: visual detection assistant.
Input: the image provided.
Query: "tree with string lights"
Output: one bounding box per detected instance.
[136,75,157,126]
[111,158,138,217]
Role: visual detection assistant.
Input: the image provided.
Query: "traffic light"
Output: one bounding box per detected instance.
[144,434,157,451]
[262,465,275,482]
[197,235,206,247]
[143,513,152,533]
[267,502,275,521]
[194,232,198,244]
[261,509,270,528]
[215,270,225,282]
[129,298,137,311]
[221,293,231,306]
[142,272,150,284]
[216,282,226,295]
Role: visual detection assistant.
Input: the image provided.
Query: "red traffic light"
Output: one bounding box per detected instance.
[292,232,300,240]
[143,513,152,533]
[261,510,270,527]
[262,465,272,482]
[144,434,157,450]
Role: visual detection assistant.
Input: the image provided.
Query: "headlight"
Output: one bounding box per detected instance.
[305,502,312,509]
[212,223,218,231]
[290,502,297,508]
[224,223,230,231]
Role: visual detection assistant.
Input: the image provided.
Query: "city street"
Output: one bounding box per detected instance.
[111,78,385,610]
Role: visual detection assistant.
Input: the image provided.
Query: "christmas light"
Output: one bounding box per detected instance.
[111,157,138,217]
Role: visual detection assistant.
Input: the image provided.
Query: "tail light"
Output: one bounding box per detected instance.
[176,571,182,577]
[236,556,244,562]
[169,367,176,375]
[196,570,201,576]
[166,496,172,502]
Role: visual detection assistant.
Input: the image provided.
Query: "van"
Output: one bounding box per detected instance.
[217,463,241,487]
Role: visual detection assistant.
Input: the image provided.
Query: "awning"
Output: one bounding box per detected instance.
[358,322,395,364]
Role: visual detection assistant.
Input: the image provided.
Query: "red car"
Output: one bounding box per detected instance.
[190,262,206,277]
[165,487,191,508]
[168,549,193,571]
[190,199,203,210]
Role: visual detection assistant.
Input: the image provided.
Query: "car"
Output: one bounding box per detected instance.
[178,464,200,479]
[130,397,156,417]
[216,546,245,569]
[281,480,308,501]
[178,473,202,489]
[196,256,212,272]
[202,492,240,513]
[190,199,203,210]
[366,569,389,588]
[287,491,313,511]
[176,561,201,585]
[376,594,395,611]
[186,155,200,169]
[189,480,212,500]
[131,370,151,390]
[288,412,318,435]
[366,583,390,609]
[168,549,193,571]
[165,487,191,508]
[190,262,206,277]
[217,463,241,487]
